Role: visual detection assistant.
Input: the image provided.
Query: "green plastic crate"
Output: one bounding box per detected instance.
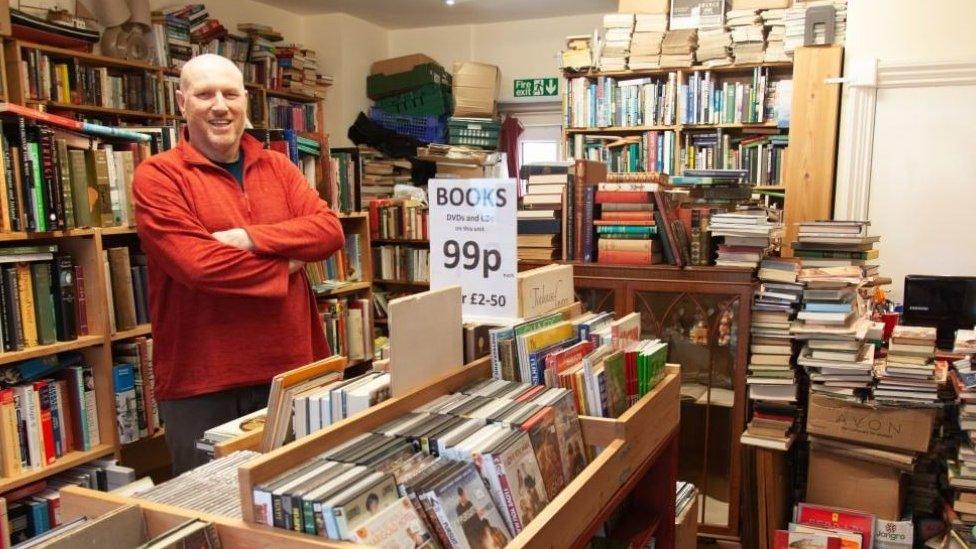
[375,83,453,117]
[367,63,452,100]
[447,118,501,150]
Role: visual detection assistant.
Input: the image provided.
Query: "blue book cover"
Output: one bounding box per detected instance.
[26,498,49,537]
[803,302,853,313]
[112,364,137,444]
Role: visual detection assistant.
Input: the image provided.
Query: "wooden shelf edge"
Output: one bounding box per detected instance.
[564,61,794,79]
[99,226,138,236]
[0,228,96,242]
[0,335,105,366]
[371,238,429,245]
[372,279,429,287]
[0,444,115,493]
[110,324,152,342]
[31,100,168,119]
[312,281,371,298]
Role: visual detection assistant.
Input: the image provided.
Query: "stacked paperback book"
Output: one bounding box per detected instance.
[600,13,635,71]
[761,9,789,62]
[561,35,593,70]
[628,14,667,70]
[792,221,880,279]
[876,326,939,404]
[660,29,697,68]
[794,264,874,400]
[785,0,848,53]
[706,195,780,269]
[949,354,976,546]
[518,164,572,262]
[696,27,733,67]
[250,379,591,545]
[728,9,765,64]
[743,258,802,450]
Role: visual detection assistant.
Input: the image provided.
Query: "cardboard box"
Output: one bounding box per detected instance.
[452,62,499,118]
[806,448,904,521]
[729,0,791,9]
[618,0,670,13]
[370,53,438,76]
[806,393,935,453]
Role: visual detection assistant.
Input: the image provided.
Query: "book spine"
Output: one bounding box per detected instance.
[582,185,596,262]
[252,488,274,526]
[54,139,74,229]
[16,118,36,232]
[51,255,76,341]
[421,492,462,548]
[1,129,20,232]
[492,454,523,533]
[5,267,24,351]
[33,383,54,465]
[16,264,37,348]
[45,383,62,458]
[73,265,88,336]
[39,129,62,230]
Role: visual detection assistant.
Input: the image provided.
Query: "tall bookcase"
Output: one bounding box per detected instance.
[0,34,373,484]
[562,46,844,251]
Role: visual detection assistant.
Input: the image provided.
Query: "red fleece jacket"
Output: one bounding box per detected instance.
[133,131,344,400]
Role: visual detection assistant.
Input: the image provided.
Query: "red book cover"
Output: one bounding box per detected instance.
[594,191,651,204]
[0,103,84,132]
[795,503,876,549]
[33,382,56,465]
[368,199,394,239]
[600,211,654,221]
[545,341,594,382]
[597,249,658,265]
[624,348,637,404]
[515,385,546,403]
[592,220,656,226]
[55,380,74,453]
[73,265,88,335]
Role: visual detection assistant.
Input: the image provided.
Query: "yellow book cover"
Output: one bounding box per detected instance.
[0,389,21,476]
[16,263,38,348]
[523,321,575,354]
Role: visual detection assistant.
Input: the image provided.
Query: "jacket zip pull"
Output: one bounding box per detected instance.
[243,193,252,217]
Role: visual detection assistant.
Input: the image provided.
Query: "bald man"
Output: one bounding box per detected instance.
[133,54,345,473]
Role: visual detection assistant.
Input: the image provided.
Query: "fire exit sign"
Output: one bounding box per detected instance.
[514,78,559,97]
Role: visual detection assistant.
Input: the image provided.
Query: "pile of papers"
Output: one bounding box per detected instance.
[728,9,765,64]
[601,13,635,71]
[561,34,594,70]
[660,29,697,68]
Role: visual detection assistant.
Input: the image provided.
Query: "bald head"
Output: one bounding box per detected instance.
[176,54,249,163]
[180,54,245,92]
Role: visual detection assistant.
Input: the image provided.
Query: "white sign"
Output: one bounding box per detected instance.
[429,178,518,321]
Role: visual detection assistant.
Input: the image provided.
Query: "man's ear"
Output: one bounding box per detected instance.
[175,90,187,116]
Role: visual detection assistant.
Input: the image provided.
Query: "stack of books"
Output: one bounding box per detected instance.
[707,201,779,268]
[794,266,873,400]
[560,34,593,70]
[600,13,635,71]
[761,9,789,62]
[154,6,194,69]
[743,258,801,449]
[320,298,373,363]
[518,165,571,262]
[784,0,848,53]
[792,221,880,279]
[949,353,976,545]
[660,29,697,68]
[359,147,412,201]
[728,9,765,64]
[696,27,733,67]
[628,14,667,70]
[876,325,939,404]
[594,181,661,265]
[275,45,331,98]
[197,407,267,456]
[305,233,363,293]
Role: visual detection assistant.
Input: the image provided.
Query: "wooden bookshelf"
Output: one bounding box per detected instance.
[372,279,430,287]
[29,100,168,120]
[370,237,429,245]
[565,61,795,79]
[111,324,152,342]
[0,444,116,494]
[0,334,104,366]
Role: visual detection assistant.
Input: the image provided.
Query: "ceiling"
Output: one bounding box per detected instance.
[251,0,617,29]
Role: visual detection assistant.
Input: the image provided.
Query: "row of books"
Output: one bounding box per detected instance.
[305,234,363,295]
[0,354,100,476]
[1,457,133,546]
[568,130,677,175]
[328,150,363,214]
[948,354,976,544]
[488,307,668,418]
[320,298,373,365]
[372,245,429,283]
[251,378,591,547]
[19,48,170,116]
[289,371,390,441]
[103,246,149,334]
[359,147,411,202]
[564,74,678,128]
[268,98,319,133]
[0,118,146,233]
[369,199,429,241]
[0,247,86,353]
[517,170,569,261]
[111,336,160,445]
[679,128,788,183]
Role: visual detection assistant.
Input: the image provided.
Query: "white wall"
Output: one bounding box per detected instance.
[835,0,976,301]
[303,13,390,147]
[388,13,604,102]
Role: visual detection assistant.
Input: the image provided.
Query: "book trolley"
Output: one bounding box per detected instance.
[58,356,681,548]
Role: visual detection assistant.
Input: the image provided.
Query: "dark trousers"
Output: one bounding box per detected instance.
[158,384,270,475]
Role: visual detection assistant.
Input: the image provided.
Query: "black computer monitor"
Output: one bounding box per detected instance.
[903,275,976,349]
